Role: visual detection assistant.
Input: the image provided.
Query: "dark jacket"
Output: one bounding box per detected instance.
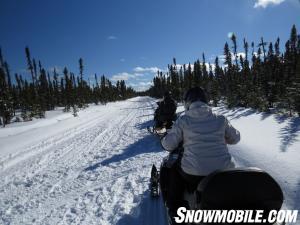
[157,96,177,120]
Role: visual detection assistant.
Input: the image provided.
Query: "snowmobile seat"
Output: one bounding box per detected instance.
[197,167,283,212]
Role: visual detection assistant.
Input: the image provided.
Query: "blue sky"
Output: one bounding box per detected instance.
[0,0,299,91]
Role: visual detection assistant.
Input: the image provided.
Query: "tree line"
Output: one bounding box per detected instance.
[147,25,300,116]
[0,47,136,127]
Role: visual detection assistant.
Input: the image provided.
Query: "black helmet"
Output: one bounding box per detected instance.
[183,87,208,106]
[164,91,172,98]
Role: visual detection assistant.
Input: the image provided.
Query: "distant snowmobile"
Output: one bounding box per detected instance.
[147,105,177,137]
[151,91,177,131]
[149,131,284,225]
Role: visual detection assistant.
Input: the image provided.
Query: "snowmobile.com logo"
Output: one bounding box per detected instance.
[175,208,298,224]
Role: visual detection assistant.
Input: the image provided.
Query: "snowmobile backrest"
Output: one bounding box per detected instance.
[197,167,283,212]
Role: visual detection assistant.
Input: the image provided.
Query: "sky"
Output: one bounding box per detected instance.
[0,0,299,91]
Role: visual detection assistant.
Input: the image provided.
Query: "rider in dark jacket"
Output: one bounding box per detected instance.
[154,91,177,129]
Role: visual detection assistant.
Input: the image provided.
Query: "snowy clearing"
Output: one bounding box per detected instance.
[0,96,300,225]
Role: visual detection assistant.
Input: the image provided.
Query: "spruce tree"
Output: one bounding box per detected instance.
[25,47,35,85]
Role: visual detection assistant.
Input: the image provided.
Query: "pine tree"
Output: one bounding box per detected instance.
[258,37,267,62]
[291,54,300,115]
[0,67,13,126]
[0,48,4,68]
[78,58,86,107]
[25,47,35,85]
[223,42,235,107]
[231,34,239,68]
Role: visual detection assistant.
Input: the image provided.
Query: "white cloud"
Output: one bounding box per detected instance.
[227,32,234,39]
[129,81,153,92]
[254,0,285,8]
[112,66,165,91]
[111,72,135,81]
[174,64,184,70]
[205,63,216,71]
[137,81,152,86]
[133,66,162,73]
[111,72,147,81]
[218,52,247,62]
[236,52,246,59]
[107,35,117,40]
[135,77,151,81]
[171,63,216,72]
[133,73,144,77]
[112,66,165,81]
[169,64,194,71]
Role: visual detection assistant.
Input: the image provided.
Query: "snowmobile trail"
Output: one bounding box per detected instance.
[0,97,168,225]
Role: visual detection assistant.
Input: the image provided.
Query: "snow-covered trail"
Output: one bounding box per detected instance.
[0,97,167,225]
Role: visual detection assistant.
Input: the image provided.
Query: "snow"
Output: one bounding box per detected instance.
[0,97,299,225]
[0,97,168,225]
[212,106,300,214]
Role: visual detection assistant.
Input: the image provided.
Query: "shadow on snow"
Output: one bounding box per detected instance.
[215,106,300,152]
[135,120,154,130]
[137,113,154,118]
[120,106,152,110]
[83,133,161,171]
[279,117,300,152]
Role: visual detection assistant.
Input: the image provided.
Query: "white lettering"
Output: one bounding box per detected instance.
[268,210,277,223]
[174,207,186,223]
[255,210,263,223]
[235,210,244,223]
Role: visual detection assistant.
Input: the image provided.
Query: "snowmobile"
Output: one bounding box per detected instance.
[147,111,177,137]
[149,136,284,225]
[147,124,169,137]
[147,115,177,135]
[148,97,177,134]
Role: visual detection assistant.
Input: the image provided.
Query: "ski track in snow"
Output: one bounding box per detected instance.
[1,96,300,225]
[0,97,167,225]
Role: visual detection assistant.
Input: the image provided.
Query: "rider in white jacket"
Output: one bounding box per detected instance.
[161,97,240,176]
[161,87,240,220]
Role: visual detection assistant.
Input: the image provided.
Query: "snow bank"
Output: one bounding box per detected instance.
[213,106,300,212]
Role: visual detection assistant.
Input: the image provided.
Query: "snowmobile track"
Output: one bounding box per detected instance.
[0,97,168,225]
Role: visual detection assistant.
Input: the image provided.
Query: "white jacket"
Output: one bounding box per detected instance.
[161,101,240,176]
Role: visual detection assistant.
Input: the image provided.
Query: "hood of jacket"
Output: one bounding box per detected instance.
[185,101,212,118]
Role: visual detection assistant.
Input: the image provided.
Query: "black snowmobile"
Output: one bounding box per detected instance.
[149,91,177,133]
[147,109,177,138]
[150,139,284,225]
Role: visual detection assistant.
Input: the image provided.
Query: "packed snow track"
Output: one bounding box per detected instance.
[0,97,167,225]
